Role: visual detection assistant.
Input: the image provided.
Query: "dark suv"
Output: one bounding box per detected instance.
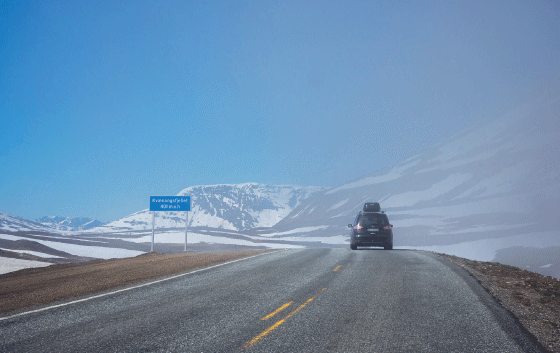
[348,203,393,250]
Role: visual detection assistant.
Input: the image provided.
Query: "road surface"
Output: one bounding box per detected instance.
[0,249,544,352]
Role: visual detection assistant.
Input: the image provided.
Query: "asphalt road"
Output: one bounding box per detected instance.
[0,249,545,352]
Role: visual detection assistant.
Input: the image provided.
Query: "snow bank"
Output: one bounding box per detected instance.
[0,257,52,275]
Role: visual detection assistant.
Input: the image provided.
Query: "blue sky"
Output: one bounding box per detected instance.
[1,0,559,223]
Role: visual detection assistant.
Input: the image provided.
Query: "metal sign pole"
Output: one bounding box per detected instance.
[184,211,188,252]
[151,211,155,252]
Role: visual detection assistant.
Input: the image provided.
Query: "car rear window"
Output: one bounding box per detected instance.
[358,214,387,227]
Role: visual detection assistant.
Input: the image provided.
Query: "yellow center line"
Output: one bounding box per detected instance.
[333,265,341,272]
[261,301,293,321]
[243,288,327,349]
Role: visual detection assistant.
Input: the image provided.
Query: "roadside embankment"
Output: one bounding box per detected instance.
[0,250,271,314]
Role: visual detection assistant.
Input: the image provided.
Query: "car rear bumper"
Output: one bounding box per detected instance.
[351,234,391,247]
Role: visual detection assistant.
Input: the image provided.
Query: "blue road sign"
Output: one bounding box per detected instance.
[150,196,191,211]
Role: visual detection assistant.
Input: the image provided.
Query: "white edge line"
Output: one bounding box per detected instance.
[1,250,282,321]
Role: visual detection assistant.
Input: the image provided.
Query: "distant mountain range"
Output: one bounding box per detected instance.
[35,216,105,231]
[0,212,56,233]
[0,184,326,234]
[0,214,105,233]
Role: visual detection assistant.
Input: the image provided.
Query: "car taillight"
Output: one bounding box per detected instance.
[354,225,363,230]
[383,225,392,231]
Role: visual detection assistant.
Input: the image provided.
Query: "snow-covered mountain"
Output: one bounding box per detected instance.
[89,183,327,232]
[35,216,105,231]
[272,99,560,276]
[0,212,57,233]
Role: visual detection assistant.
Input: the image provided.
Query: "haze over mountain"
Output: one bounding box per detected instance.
[272,99,560,277]
[1,100,559,278]
[278,100,560,237]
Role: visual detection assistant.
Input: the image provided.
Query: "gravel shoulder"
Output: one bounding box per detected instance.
[436,252,560,353]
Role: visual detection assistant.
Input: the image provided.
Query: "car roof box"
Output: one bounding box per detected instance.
[363,202,381,212]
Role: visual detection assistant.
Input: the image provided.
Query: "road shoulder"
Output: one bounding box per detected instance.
[428,251,556,353]
[0,250,272,315]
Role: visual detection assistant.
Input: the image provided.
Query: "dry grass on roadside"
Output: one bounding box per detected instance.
[0,250,271,314]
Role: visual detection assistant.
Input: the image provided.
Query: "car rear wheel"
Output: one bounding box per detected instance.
[384,243,393,250]
[350,244,357,250]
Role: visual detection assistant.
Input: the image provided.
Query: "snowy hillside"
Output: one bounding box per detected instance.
[36,216,105,231]
[274,99,560,277]
[0,212,57,233]
[0,183,330,274]
[2,100,559,279]
[89,183,327,232]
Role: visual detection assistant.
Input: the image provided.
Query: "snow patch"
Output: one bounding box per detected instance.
[0,248,65,258]
[128,231,304,249]
[0,234,144,259]
[0,257,52,275]
[327,198,349,212]
[403,230,560,262]
[382,173,472,207]
[259,226,330,237]
[325,171,403,194]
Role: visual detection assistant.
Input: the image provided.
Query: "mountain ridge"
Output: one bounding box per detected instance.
[88,183,328,232]
[35,216,105,231]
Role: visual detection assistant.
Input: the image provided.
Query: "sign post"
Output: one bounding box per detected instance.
[184,211,188,252]
[149,196,191,252]
[151,212,155,252]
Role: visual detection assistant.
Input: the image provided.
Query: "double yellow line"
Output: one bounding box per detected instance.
[243,263,350,349]
[243,288,327,349]
[260,301,293,321]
